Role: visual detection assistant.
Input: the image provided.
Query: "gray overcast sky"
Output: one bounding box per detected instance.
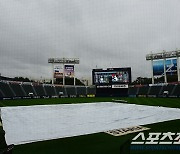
[0,0,180,82]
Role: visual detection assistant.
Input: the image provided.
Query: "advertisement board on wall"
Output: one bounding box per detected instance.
[54,65,63,78]
[153,58,177,76]
[64,65,74,78]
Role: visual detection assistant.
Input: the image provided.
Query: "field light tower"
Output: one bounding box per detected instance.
[48,58,79,85]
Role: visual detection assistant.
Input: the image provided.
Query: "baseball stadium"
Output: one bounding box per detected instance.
[1,1,180,154]
[1,51,180,154]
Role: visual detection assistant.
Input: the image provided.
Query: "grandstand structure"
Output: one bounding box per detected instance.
[0,80,96,100]
[1,79,180,99]
[128,84,180,97]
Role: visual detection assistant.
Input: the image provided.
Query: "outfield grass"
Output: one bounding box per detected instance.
[0,97,180,154]
[0,97,180,108]
[13,119,180,154]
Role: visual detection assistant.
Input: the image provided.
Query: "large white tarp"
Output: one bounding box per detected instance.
[1,102,180,145]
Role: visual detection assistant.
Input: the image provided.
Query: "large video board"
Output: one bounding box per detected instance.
[153,58,177,76]
[92,67,131,85]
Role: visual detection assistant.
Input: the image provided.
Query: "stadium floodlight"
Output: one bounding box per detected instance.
[146,50,180,84]
[48,58,79,64]
[48,58,80,85]
[146,50,180,60]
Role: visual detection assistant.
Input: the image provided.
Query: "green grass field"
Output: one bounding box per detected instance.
[1,97,180,154]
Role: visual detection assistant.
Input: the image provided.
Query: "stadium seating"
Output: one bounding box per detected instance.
[76,86,87,96]
[55,86,66,96]
[87,86,96,95]
[21,84,36,96]
[159,84,175,96]
[148,86,162,96]
[44,85,56,97]
[1,79,180,99]
[66,86,76,96]
[0,82,15,98]
[138,86,149,96]
[0,89,4,98]
[33,85,46,96]
[171,85,180,97]
[128,86,139,96]
[9,83,25,97]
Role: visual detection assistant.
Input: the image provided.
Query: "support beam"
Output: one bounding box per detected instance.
[163,58,167,83]
[63,64,65,86]
[74,64,75,86]
[52,64,54,84]
[151,59,154,84]
[177,57,180,82]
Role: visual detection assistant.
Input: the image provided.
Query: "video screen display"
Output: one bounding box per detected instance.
[92,68,131,85]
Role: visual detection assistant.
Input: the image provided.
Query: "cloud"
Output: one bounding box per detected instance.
[0,0,180,82]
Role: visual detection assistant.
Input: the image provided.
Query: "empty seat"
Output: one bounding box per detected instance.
[9,83,25,97]
[159,85,175,96]
[128,87,138,96]
[55,86,66,96]
[21,84,36,96]
[76,86,86,95]
[148,86,162,96]
[0,89,4,98]
[87,86,96,95]
[138,86,149,95]
[172,85,180,96]
[0,82,14,97]
[44,85,56,96]
[33,85,46,96]
[66,86,76,95]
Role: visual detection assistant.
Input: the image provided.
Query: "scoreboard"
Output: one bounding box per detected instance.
[92,67,131,86]
[92,67,131,97]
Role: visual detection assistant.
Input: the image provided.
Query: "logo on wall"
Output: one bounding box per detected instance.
[64,65,74,78]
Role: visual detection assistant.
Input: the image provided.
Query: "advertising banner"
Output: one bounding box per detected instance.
[54,65,63,78]
[153,59,177,76]
[64,65,74,78]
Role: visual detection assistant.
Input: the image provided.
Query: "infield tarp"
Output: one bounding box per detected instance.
[1,102,180,145]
